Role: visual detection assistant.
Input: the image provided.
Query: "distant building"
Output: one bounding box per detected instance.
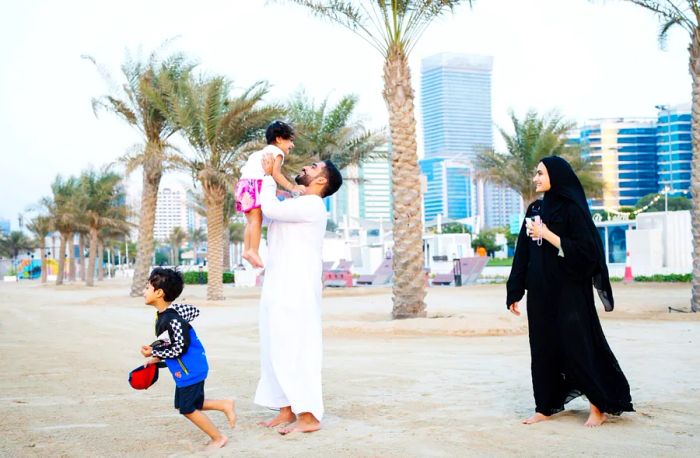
[656,103,691,195]
[153,186,188,240]
[0,218,10,236]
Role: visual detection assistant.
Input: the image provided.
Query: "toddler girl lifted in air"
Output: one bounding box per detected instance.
[235,120,305,268]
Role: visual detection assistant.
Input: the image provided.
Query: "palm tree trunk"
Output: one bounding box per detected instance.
[39,247,47,283]
[86,227,98,286]
[690,29,700,312]
[204,183,225,300]
[79,234,86,281]
[97,239,105,281]
[130,165,162,296]
[383,46,426,319]
[223,225,231,272]
[56,233,67,285]
[68,233,77,282]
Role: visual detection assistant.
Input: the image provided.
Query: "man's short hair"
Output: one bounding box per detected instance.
[148,268,184,302]
[321,160,343,198]
[265,120,295,145]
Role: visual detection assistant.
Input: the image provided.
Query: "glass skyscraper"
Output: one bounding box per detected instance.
[656,103,691,195]
[419,53,498,225]
[580,119,658,209]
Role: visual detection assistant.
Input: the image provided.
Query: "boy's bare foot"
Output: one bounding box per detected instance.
[584,405,607,427]
[522,412,551,424]
[223,400,237,428]
[258,410,296,428]
[205,435,228,451]
[278,418,321,435]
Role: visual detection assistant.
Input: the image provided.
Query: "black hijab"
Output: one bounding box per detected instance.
[540,156,614,311]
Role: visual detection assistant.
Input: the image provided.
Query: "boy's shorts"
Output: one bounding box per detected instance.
[174,380,205,415]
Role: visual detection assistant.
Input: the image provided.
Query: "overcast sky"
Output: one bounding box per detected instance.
[0,0,691,229]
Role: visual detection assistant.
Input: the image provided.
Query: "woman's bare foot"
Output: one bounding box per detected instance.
[278,413,321,435]
[584,404,607,427]
[205,435,228,451]
[258,409,296,428]
[223,400,237,428]
[522,412,551,424]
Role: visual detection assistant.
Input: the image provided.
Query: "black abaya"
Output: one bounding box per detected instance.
[506,157,634,416]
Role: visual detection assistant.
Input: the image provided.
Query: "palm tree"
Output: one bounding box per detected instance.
[287,0,471,318]
[286,92,387,170]
[621,1,700,313]
[188,227,206,265]
[26,216,53,283]
[474,110,603,208]
[0,231,35,277]
[77,168,129,287]
[86,47,194,296]
[168,226,187,266]
[41,176,81,285]
[169,76,281,300]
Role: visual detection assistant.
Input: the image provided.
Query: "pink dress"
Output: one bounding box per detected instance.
[235,178,263,213]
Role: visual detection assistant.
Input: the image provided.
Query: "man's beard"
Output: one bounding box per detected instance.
[295,173,312,186]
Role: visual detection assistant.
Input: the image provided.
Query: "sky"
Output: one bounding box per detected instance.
[0,0,692,229]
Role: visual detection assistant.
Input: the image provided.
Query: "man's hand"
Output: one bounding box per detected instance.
[140,345,152,357]
[261,153,274,176]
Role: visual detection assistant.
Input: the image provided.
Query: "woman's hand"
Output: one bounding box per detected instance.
[509,302,521,316]
[525,219,548,240]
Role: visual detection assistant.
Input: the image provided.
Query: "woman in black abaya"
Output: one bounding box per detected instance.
[507,156,633,427]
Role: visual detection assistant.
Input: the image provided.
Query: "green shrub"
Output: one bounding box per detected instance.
[610,274,690,283]
[182,271,235,284]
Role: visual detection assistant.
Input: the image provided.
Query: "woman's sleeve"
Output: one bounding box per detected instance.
[506,217,530,308]
[558,205,599,278]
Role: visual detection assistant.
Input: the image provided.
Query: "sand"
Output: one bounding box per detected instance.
[1,279,698,457]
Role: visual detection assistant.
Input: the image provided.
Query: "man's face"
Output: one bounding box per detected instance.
[295,161,327,186]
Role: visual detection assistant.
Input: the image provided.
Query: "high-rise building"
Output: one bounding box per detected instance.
[153,186,188,241]
[483,182,523,228]
[0,218,9,235]
[329,147,392,227]
[419,53,494,226]
[580,118,658,210]
[656,103,691,195]
[421,53,493,160]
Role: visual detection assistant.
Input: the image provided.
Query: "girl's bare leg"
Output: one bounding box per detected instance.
[243,208,263,268]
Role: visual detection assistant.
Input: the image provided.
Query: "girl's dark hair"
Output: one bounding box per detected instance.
[148,268,184,302]
[265,120,295,144]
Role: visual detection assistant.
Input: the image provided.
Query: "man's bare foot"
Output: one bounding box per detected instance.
[205,435,228,451]
[522,412,551,424]
[258,410,296,428]
[584,405,607,427]
[278,413,321,435]
[223,400,237,428]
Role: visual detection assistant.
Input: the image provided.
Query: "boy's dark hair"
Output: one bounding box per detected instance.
[321,160,343,198]
[148,268,184,302]
[266,120,295,145]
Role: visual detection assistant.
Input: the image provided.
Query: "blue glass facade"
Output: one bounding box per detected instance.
[656,105,692,195]
[419,54,493,223]
[580,120,659,209]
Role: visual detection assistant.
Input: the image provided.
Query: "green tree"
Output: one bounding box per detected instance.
[621,1,700,311]
[168,226,187,266]
[41,176,81,285]
[474,110,603,208]
[77,168,129,287]
[471,230,499,257]
[26,216,53,283]
[288,0,472,319]
[635,192,692,212]
[86,46,194,296]
[0,231,35,275]
[286,91,387,171]
[169,75,280,300]
[441,223,470,234]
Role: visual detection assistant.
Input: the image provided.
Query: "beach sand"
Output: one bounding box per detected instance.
[1,279,698,457]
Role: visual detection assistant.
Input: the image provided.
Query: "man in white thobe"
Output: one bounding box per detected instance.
[254,154,343,435]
